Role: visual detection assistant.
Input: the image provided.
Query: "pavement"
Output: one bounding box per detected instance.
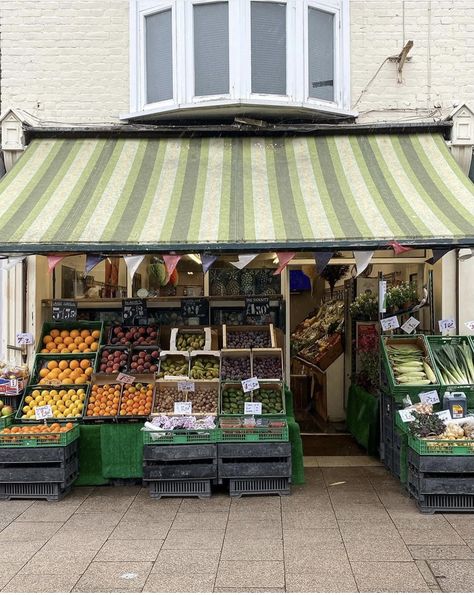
[0,460,472,593]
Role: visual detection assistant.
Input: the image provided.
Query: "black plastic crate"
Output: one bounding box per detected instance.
[144,444,216,462]
[0,440,78,464]
[148,479,212,499]
[411,492,474,514]
[408,448,474,473]
[229,477,290,497]
[0,481,74,502]
[408,466,474,495]
[0,457,78,486]
[143,461,217,481]
[217,442,291,482]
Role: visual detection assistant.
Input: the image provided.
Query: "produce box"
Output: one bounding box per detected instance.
[31,353,97,386]
[252,348,283,381]
[253,382,286,415]
[220,349,252,382]
[36,321,104,354]
[189,351,220,381]
[380,335,440,395]
[223,324,276,349]
[220,383,252,415]
[0,423,79,447]
[0,377,27,396]
[117,376,155,420]
[97,345,131,375]
[170,327,217,352]
[142,427,218,445]
[427,336,474,390]
[16,385,90,422]
[154,380,219,416]
[129,347,160,375]
[217,417,288,442]
[408,435,474,456]
[108,324,159,347]
[158,352,190,379]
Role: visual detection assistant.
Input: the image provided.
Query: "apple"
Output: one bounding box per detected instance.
[1,406,13,417]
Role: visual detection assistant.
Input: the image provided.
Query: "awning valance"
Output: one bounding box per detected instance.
[0,133,473,253]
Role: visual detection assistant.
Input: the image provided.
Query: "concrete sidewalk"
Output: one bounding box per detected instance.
[0,464,471,593]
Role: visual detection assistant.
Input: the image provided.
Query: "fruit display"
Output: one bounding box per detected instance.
[35,358,95,385]
[291,300,344,361]
[0,422,75,440]
[0,400,14,419]
[109,325,159,346]
[221,386,252,414]
[129,349,159,374]
[175,331,206,351]
[226,330,271,349]
[221,355,251,381]
[252,386,284,414]
[86,384,121,417]
[39,328,100,354]
[0,361,29,395]
[157,354,189,378]
[190,355,220,380]
[385,341,436,386]
[99,348,130,374]
[145,415,216,431]
[429,339,474,384]
[21,388,86,419]
[119,383,154,416]
[253,355,282,380]
[156,384,218,414]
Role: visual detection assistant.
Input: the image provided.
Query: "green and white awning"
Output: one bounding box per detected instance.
[0,133,474,253]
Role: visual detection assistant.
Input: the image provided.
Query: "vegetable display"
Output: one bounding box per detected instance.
[430,341,474,385]
[386,343,436,385]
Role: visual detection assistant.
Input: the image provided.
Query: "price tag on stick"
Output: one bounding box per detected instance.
[438,319,456,333]
[419,390,440,405]
[177,381,195,392]
[465,321,474,331]
[398,409,415,423]
[16,332,34,346]
[116,373,136,384]
[174,402,192,415]
[35,405,53,420]
[437,409,452,422]
[380,316,400,332]
[244,402,262,415]
[242,377,260,393]
[401,317,420,334]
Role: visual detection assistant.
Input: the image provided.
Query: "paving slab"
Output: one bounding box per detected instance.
[214,589,284,593]
[46,528,112,551]
[215,560,284,589]
[285,570,357,593]
[64,512,124,528]
[0,521,62,543]
[428,559,474,593]
[171,511,228,531]
[409,544,474,560]
[225,518,282,540]
[399,526,466,546]
[284,548,351,573]
[19,549,96,575]
[0,563,25,589]
[15,504,79,523]
[351,561,430,592]
[390,512,454,530]
[283,527,343,547]
[162,529,224,550]
[343,536,413,562]
[221,538,283,561]
[338,519,400,539]
[151,549,221,574]
[4,574,81,593]
[282,511,338,529]
[143,572,216,593]
[179,496,231,513]
[0,541,46,564]
[444,517,474,540]
[94,539,164,562]
[109,520,172,540]
[72,561,152,593]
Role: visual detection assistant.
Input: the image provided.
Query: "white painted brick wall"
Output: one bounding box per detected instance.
[1,0,473,124]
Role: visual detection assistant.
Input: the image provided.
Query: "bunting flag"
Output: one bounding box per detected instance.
[230,254,258,270]
[47,255,64,273]
[0,256,26,271]
[201,254,217,274]
[314,251,333,275]
[388,241,412,255]
[426,249,452,265]
[354,251,374,277]
[163,254,182,283]
[123,255,145,279]
[273,252,296,276]
[85,254,104,274]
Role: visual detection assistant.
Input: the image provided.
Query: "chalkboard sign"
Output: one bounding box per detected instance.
[122,299,148,325]
[181,298,209,323]
[245,297,270,317]
[52,300,77,321]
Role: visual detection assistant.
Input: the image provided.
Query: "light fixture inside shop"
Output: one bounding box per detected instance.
[458,248,474,261]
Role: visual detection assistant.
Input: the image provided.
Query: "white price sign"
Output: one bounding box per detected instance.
[419,390,440,405]
[398,409,415,423]
[379,280,387,314]
[437,409,452,422]
[380,316,400,332]
[35,405,53,420]
[401,317,420,334]
[241,377,260,393]
[174,401,192,414]
[438,319,456,333]
[244,402,262,415]
[16,332,34,346]
[177,381,195,392]
[465,321,474,331]
[116,373,136,384]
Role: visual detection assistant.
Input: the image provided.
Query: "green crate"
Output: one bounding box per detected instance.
[408,434,474,456]
[426,335,474,389]
[142,428,218,445]
[0,414,14,430]
[216,425,289,442]
[380,335,440,395]
[36,321,104,354]
[16,385,90,422]
[0,424,79,448]
[395,411,409,433]
[31,353,98,386]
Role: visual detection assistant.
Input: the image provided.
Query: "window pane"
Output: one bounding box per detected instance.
[145,10,173,103]
[194,2,229,96]
[308,7,334,102]
[251,2,286,95]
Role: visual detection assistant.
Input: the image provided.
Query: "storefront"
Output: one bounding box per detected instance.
[1,123,474,503]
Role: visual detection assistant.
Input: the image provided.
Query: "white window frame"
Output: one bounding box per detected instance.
[127,0,352,119]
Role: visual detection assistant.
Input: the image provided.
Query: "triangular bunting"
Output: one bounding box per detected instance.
[273,252,296,276]
[123,255,145,279]
[163,255,182,283]
[388,241,411,255]
[201,254,217,274]
[354,251,374,277]
[47,255,64,274]
[314,252,333,275]
[85,254,104,274]
[230,254,258,270]
[426,249,452,265]
[0,256,26,271]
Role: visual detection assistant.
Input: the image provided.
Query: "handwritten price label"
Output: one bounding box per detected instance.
[437,409,452,422]
[419,390,440,405]
[174,402,192,414]
[16,332,34,346]
[116,373,136,384]
[35,405,53,420]
[244,402,262,415]
[465,321,474,331]
[438,319,456,333]
[177,381,195,392]
[398,409,415,423]
[241,377,260,393]
[401,317,420,334]
[380,316,400,332]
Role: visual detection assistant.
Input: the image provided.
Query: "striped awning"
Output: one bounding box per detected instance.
[0,133,474,253]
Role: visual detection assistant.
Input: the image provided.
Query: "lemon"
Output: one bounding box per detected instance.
[25,396,33,404]
[22,406,29,413]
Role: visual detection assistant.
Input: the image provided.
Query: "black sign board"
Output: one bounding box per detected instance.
[122,299,148,325]
[245,297,270,323]
[52,300,77,322]
[181,298,209,323]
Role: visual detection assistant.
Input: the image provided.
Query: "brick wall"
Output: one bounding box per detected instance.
[1,0,473,124]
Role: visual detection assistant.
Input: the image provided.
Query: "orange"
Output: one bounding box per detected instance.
[50,348,60,353]
[54,336,63,345]
[80,359,90,370]
[90,342,98,351]
[70,360,79,370]
[84,336,94,346]
[40,348,49,353]
[50,329,60,338]
[63,337,73,346]
[61,348,70,354]
[74,337,82,346]
[58,360,68,370]
[46,342,56,351]
[57,344,66,351]
[47,360,59,370]
[70,329,79,339]
[39,369,49,378]
[78,343,88,351]
[92,330,100,339]
[80,330,90,339]
[71,349,81,354]
[60,330,70,338]
[43,335,53,345]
